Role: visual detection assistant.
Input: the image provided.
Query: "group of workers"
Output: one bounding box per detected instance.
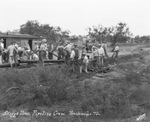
[0,39,32,67]
[56,40,120,73]
[0,38,119,73]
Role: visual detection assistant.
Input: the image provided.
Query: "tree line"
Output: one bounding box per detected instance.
[1,20,150,45]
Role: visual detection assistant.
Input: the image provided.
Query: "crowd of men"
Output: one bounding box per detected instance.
[56,40,120,73]
[0,38,119,73]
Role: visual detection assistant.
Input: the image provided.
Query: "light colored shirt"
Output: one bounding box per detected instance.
[44,43,48,50]
[33,53,39,60]
[92,49,99,57]
[65,44,72,53]
[114,46,119,51]
[34,44,39,51]
[70,50,75,59]
[0,42,4,50]
[97,47,104,56]
[83,55,89,64]
[14,44,18,49]
[40,44,46,51]
[8,45,15,56]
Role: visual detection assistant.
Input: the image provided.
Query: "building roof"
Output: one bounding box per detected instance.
[0,33,38,39]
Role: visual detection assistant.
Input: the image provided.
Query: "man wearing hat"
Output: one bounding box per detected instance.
[78,46,89,74]
[97,44,104,67]
[92,45,98,68]
[7,42,16,67]
[64,41,72,63]
[57,42,64,60]
[38,39,47,66]
[70,44,80,72]
[112,44,119,59]
[102,41,109,58]
[0,39,4,64]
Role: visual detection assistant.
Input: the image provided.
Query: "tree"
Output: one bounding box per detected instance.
[87,22,132,46]
[108,22,132,46]
[87,25,108,44]
[19,20,69,44]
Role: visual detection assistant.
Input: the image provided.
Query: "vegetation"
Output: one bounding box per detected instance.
[19,20,70,44]
[87,22,132,46]
[0,52,150,122]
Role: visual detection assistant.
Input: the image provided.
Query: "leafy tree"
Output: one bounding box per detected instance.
[108,22,132,46]
[87,25,108,44]
[19,20,70,44]
[87,22,132,46]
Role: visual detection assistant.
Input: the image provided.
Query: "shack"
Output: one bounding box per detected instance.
[0,33,39,50]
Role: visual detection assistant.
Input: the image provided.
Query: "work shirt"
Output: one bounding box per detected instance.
[97,47,104,56]
[65,44,72,53]
[33,53,39,60]
[92,49,99,57]
[70,50,75,59]
[34,44,39,51]
[40,44,47,51]
[0,42,4,50]
[114,46,119,51]
[44,43,48,50]
[8,45,15,56]
[14,43,18,49]
[83,55,89,64]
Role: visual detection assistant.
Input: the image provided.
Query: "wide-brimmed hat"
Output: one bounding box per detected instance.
[0,39,4,42]
[42,39,47,43]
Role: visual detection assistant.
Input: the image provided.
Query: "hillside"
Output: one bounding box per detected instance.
[0,43,150,122]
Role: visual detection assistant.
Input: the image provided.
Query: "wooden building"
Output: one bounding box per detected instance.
[0,33,39,50]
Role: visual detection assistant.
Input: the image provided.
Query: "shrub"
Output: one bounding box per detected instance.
[0,65,70,110]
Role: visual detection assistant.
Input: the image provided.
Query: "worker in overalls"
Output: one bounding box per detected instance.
[39,39,47,66]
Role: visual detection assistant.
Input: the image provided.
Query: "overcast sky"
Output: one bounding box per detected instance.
[0,0,150,36]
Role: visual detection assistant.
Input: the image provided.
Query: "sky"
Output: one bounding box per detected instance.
[0,0,150,36]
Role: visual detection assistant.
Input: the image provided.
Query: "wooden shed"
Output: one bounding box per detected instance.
[0,33,39,50]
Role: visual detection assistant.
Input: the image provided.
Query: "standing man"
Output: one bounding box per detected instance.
[112,44,119,59]
[39,39,47,66]
[44,39,49,60]
[0,39,4,64]
[64,41,72,63]
[97,44,105,67]
[92,46,99,68]
[7,42,16,67]
[57,42,64,60]
[102,41,109,58]
[33,41,39,54]
[70,44,79,72]
[48,43,54,59]
[78,47,89,74]
[13,42,19,67]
